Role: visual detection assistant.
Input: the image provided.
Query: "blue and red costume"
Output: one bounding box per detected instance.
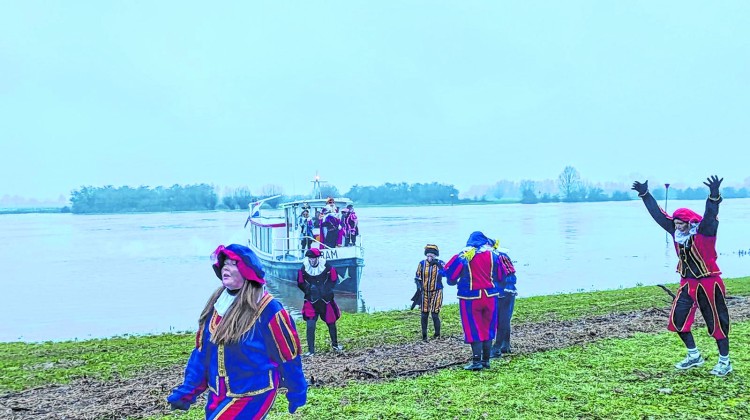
[167,244,307,419]
[443,231,504,370]
[167,295,307,419]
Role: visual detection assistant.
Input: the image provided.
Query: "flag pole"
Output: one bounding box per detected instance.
[664,183,670,243]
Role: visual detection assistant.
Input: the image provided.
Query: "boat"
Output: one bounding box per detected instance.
[245,191,365,295]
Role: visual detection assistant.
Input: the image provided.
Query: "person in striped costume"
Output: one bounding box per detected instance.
[633,175,732,376]
[167,244,307,418]
[414,244,445,340]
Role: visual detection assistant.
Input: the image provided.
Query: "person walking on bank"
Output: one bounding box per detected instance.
[297,248,343,355]
[490,244,518,358]
[632,175,732,376]
[167,244,307,417]
[442,232,502,370]
[414,244,445,340]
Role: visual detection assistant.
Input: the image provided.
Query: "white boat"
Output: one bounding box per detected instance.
[245,196,365,295]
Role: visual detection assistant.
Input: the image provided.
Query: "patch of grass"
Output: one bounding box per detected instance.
[2,277,748,394]
[289,322,750,419]
[150,321,750,420]
[0,334,193,392]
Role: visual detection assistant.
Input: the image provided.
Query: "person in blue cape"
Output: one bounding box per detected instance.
[167,244,307,418]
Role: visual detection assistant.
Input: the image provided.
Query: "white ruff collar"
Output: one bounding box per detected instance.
[303,257,327,276]
[214,288,237,316]
[674,223,699,245]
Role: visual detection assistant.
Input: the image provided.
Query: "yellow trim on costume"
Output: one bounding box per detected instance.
[227,370,275,398]
[213,293,277,398]
[218,345,226,377]
[240,293,275,335]
[669,283,688,332]
[710,282,730,338]
[196,325,204,351]
[270,311,299,361]
[209,311,221,335]
[214,395,238,419]
[690,243,710,276]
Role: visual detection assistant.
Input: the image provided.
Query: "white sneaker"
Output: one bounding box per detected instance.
[675,355,705,370]
[709,361,733,377]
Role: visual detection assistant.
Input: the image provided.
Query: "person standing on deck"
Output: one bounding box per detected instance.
[632,175,732,376]
[341,204,359,246]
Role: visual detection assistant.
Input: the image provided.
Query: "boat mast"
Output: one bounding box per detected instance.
[311,171,328,199]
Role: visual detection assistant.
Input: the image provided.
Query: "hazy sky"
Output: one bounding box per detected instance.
[2,1,749,200]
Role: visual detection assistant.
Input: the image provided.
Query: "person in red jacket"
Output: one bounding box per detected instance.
[297,248,343,355]
[633,175,732,376]
[442,231,504,370]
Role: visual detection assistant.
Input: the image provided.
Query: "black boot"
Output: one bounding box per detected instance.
[481,340,491,369]
[464,342,484,371]
[420,312,429,340]
[304,319,316,356]
[432,313,441,338]
[328,322,343,352]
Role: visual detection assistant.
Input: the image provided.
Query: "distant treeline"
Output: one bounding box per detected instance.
[70,185,218,214]
[64,167,750,214]
[346,182,459,205]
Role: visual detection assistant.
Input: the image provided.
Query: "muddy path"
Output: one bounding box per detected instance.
[3,296,749,420]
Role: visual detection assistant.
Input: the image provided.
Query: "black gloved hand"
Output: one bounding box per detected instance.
[169,400,191,411]
[703,175,723,198]
[631,180,649,196]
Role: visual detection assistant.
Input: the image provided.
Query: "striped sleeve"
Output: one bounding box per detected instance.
[268,309,302,362]
[499,254,516,276]
[443,255,464,285]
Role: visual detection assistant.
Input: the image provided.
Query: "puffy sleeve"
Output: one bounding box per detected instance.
[640,192,675,234]
[698,196,721,237]
[297,267,308,292]
[166,325,210,408]
[442,254,464,285]
[266,308,307,412]
[497,253,517,293]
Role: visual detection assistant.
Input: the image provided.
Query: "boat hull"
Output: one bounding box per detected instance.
[259,255,364,295]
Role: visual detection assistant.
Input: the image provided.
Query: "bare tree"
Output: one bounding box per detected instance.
[558,166,583,201]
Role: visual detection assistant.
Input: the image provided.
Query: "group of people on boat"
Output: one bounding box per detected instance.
[167,175,733,418]
[298,197,359,251]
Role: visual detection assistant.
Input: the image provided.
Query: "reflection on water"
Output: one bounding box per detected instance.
[263,273,366,318]
[1,198,749,342]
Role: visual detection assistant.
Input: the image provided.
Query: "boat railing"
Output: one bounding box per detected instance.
[269,235,364,261]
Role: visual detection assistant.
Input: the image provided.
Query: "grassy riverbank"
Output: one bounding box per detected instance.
[2,277,749,418]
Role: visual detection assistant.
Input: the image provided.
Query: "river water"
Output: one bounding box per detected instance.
[2,199,749,342]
